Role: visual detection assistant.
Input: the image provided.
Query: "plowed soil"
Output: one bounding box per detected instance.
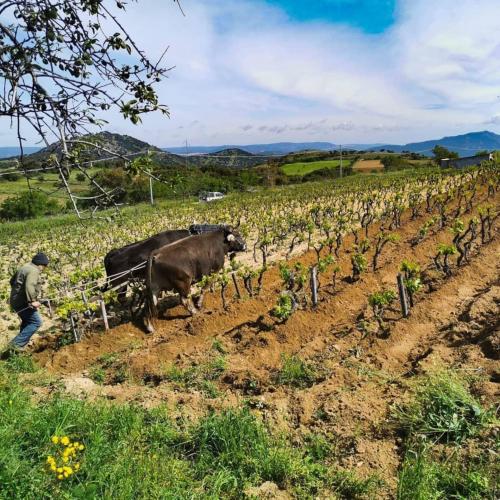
[32,191,500,497]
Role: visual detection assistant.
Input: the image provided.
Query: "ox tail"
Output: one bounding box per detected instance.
[144,252,157,332]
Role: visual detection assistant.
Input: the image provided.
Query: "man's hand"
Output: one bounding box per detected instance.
[31,301,41,309]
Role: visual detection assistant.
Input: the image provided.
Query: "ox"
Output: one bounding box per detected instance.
[144,226,246,332]
[103,229,191,300]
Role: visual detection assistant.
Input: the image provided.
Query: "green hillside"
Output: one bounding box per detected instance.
[281,159,352,176]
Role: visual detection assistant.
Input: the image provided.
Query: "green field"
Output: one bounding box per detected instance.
[0,169,98,203]
[281,159,352,176]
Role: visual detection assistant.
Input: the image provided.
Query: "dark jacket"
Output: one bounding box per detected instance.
[10,262,41,312]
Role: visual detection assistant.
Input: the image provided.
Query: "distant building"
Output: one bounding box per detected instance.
[440,153,493,169]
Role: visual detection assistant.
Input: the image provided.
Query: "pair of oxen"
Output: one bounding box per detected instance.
[103,225,246,332]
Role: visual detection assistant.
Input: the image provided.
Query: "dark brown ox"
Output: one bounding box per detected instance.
[144,226,246,332]
[104,229,191,300]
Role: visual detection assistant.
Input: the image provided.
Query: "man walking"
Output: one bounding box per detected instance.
[9,252,49,349]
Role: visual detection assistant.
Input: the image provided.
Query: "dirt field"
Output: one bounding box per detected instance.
[352,159,384,172]
[30,189,500,497]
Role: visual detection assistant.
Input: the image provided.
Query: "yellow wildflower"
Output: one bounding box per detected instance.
[78,444,85,451]
[74,463,80,471]
[57,467,63,473]
[57,474,64,480]
[62,456,69,463]
[46,456,55,464]
[51,436,59,445]
[50,465,57,472]
[61,436,70,446]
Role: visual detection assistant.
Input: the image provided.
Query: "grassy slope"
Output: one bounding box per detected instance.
[0,169,99,203]
[281,159,352,176]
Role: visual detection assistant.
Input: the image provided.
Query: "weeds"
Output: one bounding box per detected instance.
[394,371,492,444]
[397,448,495,500]
[276,354,317,388]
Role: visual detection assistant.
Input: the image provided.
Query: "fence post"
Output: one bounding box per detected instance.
[397,273,409,318]
[100,299,109,331]
[310,266,318,307]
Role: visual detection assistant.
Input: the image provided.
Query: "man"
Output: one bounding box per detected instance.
[9,252,49,349]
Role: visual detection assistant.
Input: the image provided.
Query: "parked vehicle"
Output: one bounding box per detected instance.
[199,191,225,202]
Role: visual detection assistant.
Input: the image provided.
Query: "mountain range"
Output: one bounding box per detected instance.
[1,130,499,162]
[375,131,500,157]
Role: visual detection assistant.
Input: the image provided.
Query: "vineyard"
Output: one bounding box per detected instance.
[1,164,499,498]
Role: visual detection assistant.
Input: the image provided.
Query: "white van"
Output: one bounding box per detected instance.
[199,191,225,202]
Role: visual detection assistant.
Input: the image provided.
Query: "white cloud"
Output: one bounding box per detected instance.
[2,0,500,146]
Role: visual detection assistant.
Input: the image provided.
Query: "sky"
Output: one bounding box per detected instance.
[2,0,500,147]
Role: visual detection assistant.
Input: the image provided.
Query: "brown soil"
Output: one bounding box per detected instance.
[32,191,500,497]
[353,159,384,171]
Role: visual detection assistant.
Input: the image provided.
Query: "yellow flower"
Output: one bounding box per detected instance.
[57,474,64,480]
[46,456,55,464]
[78,444,85,451]
[73,442,79,447]
[61,436,70,446]
[51,436,59,445]
[74,463,80,471]
[57,467,63,473]
[62,456,69,463]
[50,465,57,472]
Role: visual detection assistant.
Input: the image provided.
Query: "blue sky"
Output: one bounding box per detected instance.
[1,0,500,147]
[267,0,396,33]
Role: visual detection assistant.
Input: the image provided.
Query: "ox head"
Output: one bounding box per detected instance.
[223,226,246,252]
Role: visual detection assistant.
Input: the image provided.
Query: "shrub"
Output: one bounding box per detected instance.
[0,191,60,220]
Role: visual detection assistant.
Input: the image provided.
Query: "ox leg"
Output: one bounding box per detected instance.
[144,285,160,333]
[193,289,205,310]
[181,295,199,315]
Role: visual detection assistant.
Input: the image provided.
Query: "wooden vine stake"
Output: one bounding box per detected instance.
[69,313,80,343]
[100,299,109,331]
[232,273,241,299]
[310,266,318,307]
[397,273,410,318]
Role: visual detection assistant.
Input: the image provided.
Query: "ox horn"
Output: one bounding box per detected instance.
[227,234,235,241]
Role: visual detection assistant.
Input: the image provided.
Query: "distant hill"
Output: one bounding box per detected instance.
[375,131,500,157]
[184,148,270,169]
[0,132,187,169]
[165,142,340,155]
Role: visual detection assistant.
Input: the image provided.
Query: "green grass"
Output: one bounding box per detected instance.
[0,358,379,499]
[395,370,498,500]
[0,169,99,203]
[276,354,317,388]
[394,370,493,444]
[397,448,496,500]
[281,159,352,176]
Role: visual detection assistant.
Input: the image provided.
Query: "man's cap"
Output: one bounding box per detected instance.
[32,252,49,266]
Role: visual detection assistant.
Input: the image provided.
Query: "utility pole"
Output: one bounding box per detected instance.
[149,176,154,206]
[339,144,343,179]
